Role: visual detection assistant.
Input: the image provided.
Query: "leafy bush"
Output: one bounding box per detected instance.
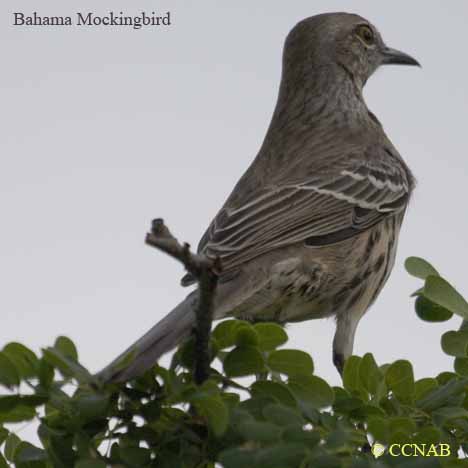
[1,257,468,467]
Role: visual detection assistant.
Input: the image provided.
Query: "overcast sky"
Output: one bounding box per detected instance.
[1,0,468,415]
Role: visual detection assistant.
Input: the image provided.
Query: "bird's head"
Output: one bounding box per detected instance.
[284,13,420,89]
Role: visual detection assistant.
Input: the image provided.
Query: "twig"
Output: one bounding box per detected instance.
[145,218,221,384]
[193,264,219,384]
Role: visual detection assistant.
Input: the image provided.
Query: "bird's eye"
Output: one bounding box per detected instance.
[356,25,375,46]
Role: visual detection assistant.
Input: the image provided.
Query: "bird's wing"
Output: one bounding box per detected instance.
[183,148,412,284]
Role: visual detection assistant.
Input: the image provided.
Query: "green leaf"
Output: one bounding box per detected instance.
[140,399,162,421]
[253,323,288,351]
[213,320,246,349]
[454,357,468,376]
[415,378,438,401]
[237,421,281,442]
[0,396,20,413]
[350,404,385,421]
[0,352,20,388]
[288,375,334,410]
[14,442,47,463]
[221,392,240,410]
[0,405,36,424]
[2,343,38,379]
[251,381,297,407]
[415,296,453,322]
[389,417,416,437]
[223,346,265,377]
[255,443,307,468]
[281,426,320,446]
[73,433,91,458]
[368,416,389,443]
[0,395,47,423]
[221,443,307,468]
[262,403,304,427]
[308,454,342,468]
[424,276,468,319]
[359,353,381,395]
[38,427,75,468]
[54,336,78,361]
[0,427,8,445]
[0,395,47,414]
[218,448,255,468]
[343,356,362,394]
[387,430,408,446]
[234,325,259,347]
[267,349,313,376]
[385,360,415,404]
[4,433,21,462]
[239,397,276,421]
[417,377,468,411]
[319,412,337,431]
[405,257,439,279]
[412,426,441,445]
[333,394,363,415]
[436,371,458,385]
[441,330,468,357]
[38,358,54,388]
[326,427,364,452]
[42,348,93,384]
[73,393,109,423]
[175,336,196,369]
[0,453,8,468]
[332,386,350,401]
[119,447,151,467]
[75,460,107,468]
[432,406,468,426]
[192,394,229,437]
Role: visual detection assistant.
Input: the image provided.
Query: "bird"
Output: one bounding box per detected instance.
[98,12,419,383]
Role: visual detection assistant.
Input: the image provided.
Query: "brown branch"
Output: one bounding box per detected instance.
[145,218,220,384]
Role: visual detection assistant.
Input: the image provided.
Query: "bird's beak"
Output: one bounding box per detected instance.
[381,47,421,67]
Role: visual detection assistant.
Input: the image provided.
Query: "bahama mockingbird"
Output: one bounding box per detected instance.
[98,12,420,382]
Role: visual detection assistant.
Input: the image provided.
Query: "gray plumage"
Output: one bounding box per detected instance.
[98,12,419,383]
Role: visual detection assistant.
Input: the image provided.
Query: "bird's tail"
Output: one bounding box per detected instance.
[96,291,197,383]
